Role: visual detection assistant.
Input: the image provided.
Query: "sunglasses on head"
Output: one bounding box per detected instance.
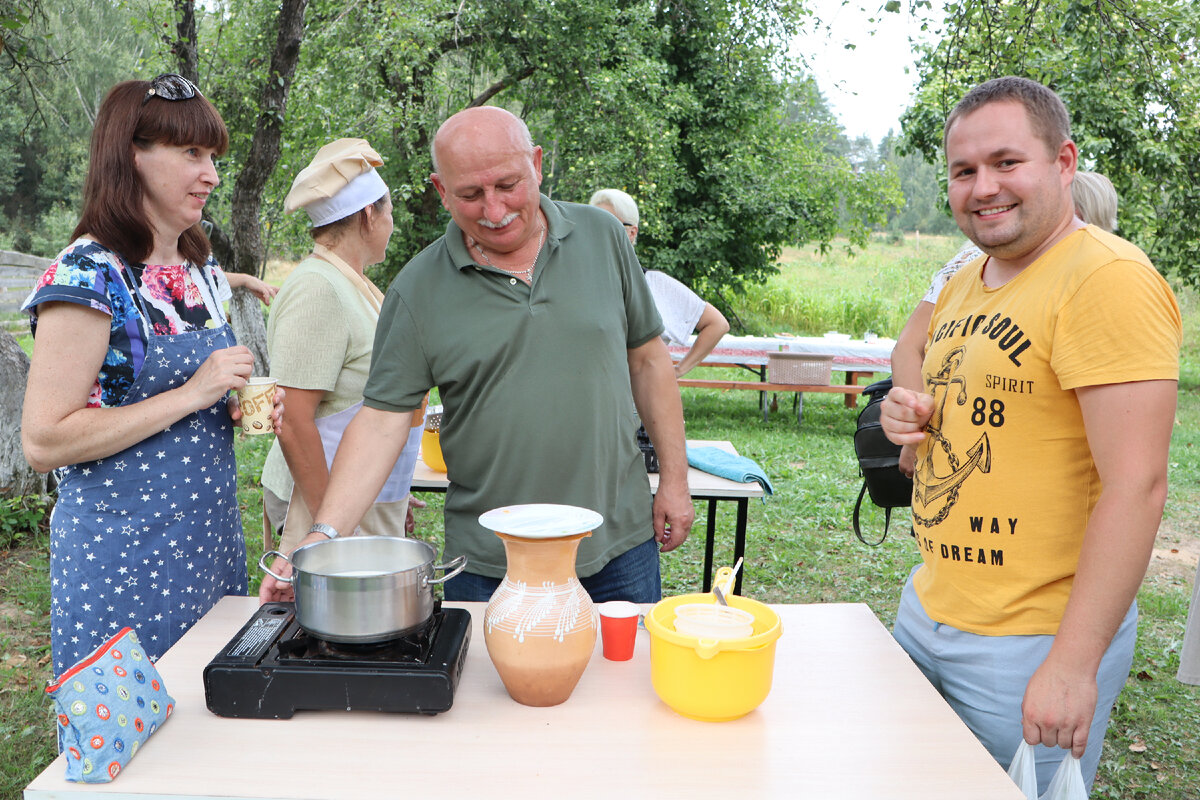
[142,74,203,105]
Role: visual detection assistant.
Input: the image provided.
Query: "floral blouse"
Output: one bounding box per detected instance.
[22,238,232,408]
[921,242,984,305]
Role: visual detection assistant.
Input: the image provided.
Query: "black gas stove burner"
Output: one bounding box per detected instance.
[202,602,471,719]
[275,614,439,663]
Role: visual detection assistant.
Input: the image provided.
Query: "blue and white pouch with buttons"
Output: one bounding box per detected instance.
[46,627,175,782]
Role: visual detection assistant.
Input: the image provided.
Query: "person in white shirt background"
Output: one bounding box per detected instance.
[589,188,730,377]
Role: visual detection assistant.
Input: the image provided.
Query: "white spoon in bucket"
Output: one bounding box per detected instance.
[712,557,743,606]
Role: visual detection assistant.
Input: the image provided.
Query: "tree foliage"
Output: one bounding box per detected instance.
[0,0,156,255]
[194,0,902,299]
[632,1,901,297]
[878,133,960,236]
[900,0,1200,285]
[1,0,902,303]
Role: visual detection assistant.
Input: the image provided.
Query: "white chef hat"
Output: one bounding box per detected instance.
[284,138,388,227]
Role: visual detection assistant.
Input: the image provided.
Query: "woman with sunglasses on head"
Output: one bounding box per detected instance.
[20,75,282,673]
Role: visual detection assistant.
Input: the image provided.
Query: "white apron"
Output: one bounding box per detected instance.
[276,244,423,551]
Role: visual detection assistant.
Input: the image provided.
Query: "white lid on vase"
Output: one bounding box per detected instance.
[478,504,604,539]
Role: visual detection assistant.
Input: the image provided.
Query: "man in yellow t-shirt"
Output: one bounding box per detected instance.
[881,76,1181,795]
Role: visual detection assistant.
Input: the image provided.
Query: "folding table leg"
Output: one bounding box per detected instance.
[733,498,749,595]
[702,499,718,591]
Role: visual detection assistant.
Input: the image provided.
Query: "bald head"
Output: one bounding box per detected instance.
[430,107,534,173]
[429,106,545,257]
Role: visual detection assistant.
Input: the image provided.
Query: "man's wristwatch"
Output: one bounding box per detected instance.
[309,522,340,540]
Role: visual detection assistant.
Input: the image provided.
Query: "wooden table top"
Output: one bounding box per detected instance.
[26,596,1021,799]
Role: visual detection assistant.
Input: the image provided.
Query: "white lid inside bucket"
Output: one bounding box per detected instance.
[478,504,604,539]
[673,603,755,639]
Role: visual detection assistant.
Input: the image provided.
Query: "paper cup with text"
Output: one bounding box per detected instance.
[598,601,640,661]
[237,377,277,435]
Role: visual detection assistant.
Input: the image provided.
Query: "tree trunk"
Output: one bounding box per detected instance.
[175,0,308,374]
[227,288,270,375]
[224,0,308,373]
[205,213,234,270]
[0,329,47,499]
[171,0,199,83]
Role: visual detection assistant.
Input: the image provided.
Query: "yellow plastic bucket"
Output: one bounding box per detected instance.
[421,428,446,472]
[644,593,782,721]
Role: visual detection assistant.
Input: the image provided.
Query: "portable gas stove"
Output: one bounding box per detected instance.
[203,601,471,719]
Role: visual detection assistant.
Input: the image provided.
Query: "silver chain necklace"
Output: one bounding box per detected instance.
[469,223,546,283]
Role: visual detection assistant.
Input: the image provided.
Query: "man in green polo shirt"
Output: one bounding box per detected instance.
[260,106,693,604]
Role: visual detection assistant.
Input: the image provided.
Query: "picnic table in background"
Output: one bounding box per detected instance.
[670,334,895,422]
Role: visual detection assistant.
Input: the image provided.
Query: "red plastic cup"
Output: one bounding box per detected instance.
[598,601,640,661]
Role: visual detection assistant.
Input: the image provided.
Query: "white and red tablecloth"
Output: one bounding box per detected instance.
[670,334,894,372]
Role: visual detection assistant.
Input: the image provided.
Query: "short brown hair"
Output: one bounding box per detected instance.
[311,193,390,243]
[943,76,1071,156]
[72,79,229,268]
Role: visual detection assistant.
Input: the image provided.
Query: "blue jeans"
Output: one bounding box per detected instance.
[443,536,662,603]
[892,568,1136,795]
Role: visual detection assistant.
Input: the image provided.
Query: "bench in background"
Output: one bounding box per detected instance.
[677,378,866,425]
[1,250,50,329]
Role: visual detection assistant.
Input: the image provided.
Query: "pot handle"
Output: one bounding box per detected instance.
[258,550,296,585]
[425,554,469,585]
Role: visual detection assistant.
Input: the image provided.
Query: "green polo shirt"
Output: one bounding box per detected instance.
[364,196,664,578]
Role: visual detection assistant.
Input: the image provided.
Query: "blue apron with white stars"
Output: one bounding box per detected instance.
[49,273,247,676]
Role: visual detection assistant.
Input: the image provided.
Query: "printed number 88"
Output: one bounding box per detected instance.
[971,397,1005,427]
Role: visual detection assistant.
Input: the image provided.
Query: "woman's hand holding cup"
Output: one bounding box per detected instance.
[188,345,253,411]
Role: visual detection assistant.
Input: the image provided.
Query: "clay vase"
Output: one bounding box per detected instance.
[479,504,602,707]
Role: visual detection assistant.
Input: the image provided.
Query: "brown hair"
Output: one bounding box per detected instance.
[943,76,1071,156]
[72,79,229,267]
[311,193,391,243]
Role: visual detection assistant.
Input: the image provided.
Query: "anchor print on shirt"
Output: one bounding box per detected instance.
[914,346,992,528]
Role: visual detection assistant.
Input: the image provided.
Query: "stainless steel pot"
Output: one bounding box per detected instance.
[259,536,468,643]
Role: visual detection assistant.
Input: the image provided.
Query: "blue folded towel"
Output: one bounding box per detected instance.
[686,446,774,496]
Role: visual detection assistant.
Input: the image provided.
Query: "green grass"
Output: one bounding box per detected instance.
[1,234,1197,798]
[0,537,53,797]
[736,233,965,337]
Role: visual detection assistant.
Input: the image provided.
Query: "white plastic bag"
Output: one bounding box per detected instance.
[1007,740,1088,800]
[1041,752,1087,800]
[1007,740,1041,799]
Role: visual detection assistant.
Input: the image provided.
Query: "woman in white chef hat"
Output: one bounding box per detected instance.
[260,138,424,552]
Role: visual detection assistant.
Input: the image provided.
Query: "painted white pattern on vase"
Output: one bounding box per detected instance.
[485,579,594,643]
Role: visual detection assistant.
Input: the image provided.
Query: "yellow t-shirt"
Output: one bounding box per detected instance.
[911,226,1181,635]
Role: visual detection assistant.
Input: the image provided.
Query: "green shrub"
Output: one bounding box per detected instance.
[0,495,51,549]
[26,203,80,259]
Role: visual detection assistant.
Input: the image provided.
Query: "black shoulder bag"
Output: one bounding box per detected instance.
[852,378,914,545]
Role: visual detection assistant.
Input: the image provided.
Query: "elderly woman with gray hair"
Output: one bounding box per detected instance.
[588,188,729,377]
